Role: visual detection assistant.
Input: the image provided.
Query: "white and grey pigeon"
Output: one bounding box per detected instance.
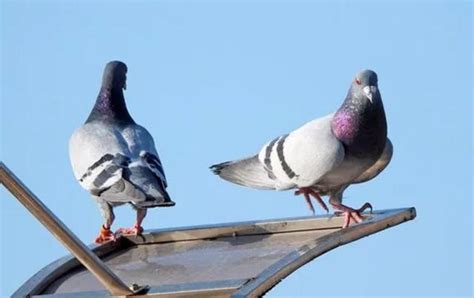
[210,70,392,228]
[69,61,175,243]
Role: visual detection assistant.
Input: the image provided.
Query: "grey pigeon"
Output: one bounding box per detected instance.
[69,61,175,243]
[210,70,391,228]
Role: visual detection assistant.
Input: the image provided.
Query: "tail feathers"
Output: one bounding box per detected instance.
[98,178,146,203]
[99,166,175,208]
[210,155,276,190]
[136,184,175,208]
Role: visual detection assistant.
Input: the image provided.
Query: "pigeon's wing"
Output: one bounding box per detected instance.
[261,114,345,188]
[69,122,130,193]
[352,138,393,184]
[121,124,168,188]
[69,122,172,206]
[210,114,344,190]
[119,124,174,206]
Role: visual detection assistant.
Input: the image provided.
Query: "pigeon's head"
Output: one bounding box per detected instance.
[352,69,379,104]
[102,61,128,90]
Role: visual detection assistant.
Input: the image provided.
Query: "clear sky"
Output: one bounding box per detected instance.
[1,1,472,297]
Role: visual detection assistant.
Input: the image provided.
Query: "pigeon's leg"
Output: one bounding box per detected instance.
[134,208,147,234]
[331,202,373,228]
[95,200,116,244]
[294,187,328,214]
[115,208,147,236]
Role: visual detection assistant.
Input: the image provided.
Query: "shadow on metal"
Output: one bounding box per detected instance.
[1,162,416,298]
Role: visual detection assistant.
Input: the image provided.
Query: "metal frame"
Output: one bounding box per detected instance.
[14,209,415,297]
[0,162,142,296]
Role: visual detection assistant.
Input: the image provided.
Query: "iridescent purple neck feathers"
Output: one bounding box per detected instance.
[331,84,387,158]
[86,61,134,124]
[332,108,359,144]
[86,87,135,124]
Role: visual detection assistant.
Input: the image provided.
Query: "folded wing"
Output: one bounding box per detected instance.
[211,114,345,190]
[69,122,173,207]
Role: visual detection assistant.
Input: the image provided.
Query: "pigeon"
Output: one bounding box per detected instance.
[69,61,175,243]
[210,70,391,228]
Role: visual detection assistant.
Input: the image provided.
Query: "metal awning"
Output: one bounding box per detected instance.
[1,163,416,298]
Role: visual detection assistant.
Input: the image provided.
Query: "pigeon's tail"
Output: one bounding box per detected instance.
[126,166,175,208]
[138,185,175,208]
[210,155,276,190]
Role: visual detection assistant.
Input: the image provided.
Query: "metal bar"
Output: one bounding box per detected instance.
[0,162,134,296]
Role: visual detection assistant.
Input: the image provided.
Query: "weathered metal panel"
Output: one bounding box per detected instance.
[44,230,333,294]
[232,207,417,297]
[15,208,416,297]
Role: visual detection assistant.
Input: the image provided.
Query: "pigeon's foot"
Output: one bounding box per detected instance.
[294,187,329,214]
[95,225,115,244]
[115,225,144,237]
[331,202,373,228]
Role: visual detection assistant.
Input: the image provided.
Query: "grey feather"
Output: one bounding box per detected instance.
[125,166,172,207]
[98,178,146,203]
[69,61,175,233]
[210,155,278,190]
[353,138,393,184]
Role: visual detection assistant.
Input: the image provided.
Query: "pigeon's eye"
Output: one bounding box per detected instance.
[355,78,361,85]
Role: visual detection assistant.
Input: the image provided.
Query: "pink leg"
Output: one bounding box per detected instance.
[95,202,116,244]
[303,192,315,214]
[331,202,373,228]
[115,209,147,237]
[294,187,329,214]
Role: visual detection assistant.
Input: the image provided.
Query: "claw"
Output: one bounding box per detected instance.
[359,202,373,213]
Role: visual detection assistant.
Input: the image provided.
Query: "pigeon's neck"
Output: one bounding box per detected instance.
[332,106,361,144]
[86,87,135,124]
[331,90,387,157]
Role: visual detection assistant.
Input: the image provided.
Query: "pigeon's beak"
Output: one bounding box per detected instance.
[363,86,377,103]
[123,82,127,90]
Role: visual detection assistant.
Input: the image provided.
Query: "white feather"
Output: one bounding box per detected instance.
[284,114,344,187]
[257,114,344,189]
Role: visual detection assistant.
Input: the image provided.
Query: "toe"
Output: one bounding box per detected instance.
[303,193,315,214]
[115,226,143,237]
[342,212,351,228]
[352,211,364,223]
[95,226,115,244]
[95,234,114,244]
[114,228,130,237]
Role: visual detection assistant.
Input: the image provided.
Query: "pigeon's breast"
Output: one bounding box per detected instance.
[319,106,388,190]
[315,155,376,191]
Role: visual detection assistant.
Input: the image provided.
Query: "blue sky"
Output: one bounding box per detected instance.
[1,1,472,297]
